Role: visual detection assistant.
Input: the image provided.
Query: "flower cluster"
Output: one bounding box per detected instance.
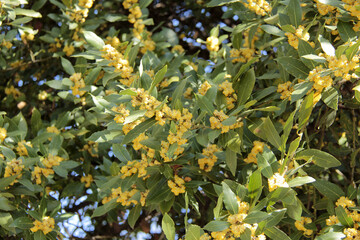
[47,126,60,135]
[211,199,266,239]
[30,217,55,235]
[43,154,64,169]
[5,85,21,98]
[80,174,93,187]
[102,187,148,206]
[199,81,212,95]
[69,73,86,96]
[67,9,89,23]
[81,141,99,158]
[230,48,255,63]
[112,104,130,124]
[277,81,293,100]
[210,110,243,133]
[183,87,193,99]
[244,141,265,164]
[324,54,359,81]
[315,0,335,15]
[285,25,314,50]
[4,159,24,185]
[268,172,289,192]
[206,36,220,52]
[172,45,185,54]
[63,44,75,56]
[219,80,237,109]
[123,0,145,39]
[0,127,6,142]
[48,38,62,52]
[307,65,333,104]
[16,140,32,156]
[243,0,271,16]
[1,39,12,49]
[168,175,186,196]
[140,34,156,54]
[78,0,94,8]
[105,36,122,49]
[20,32,34,43]
[294,217,313,236]
[101,44,135,86]
[120,159,148,179]
[198,144,221,172]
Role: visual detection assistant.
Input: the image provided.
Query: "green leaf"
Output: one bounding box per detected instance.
[265,209,287,228]
[287,0,302,28]
[213,193,223,220]
[244,211,269,224]
[318,35,335,56]
[335,206,354,227]
[0,175,18,191]
[122,118,157,144]
[61,57,75,75]
[235,68,256,105]
[34,231,47,240]
[84,67,101,85]
[276,57,310,79]
[31,108,42,136]
[260,117,282,149]
[32,0,48,10]
[298,92,313,130]
[264,226,291,240]
[288,176,315,187]
[14,8,42,17]
[196,94,215,115]
[313,179,345,201]
[18,179,35,192]
[128,204,141,229]
[248,169,262,201]
[11,217,33,229]
[291,81,313,103]
[207,0,238,7]
[0,197,15,211]
[298,39,317,69]
[321,87,338,110]
[222,182,238,214]
[83,31,105,50]
[149,65,167,93]
[314,232,346,240]
[91,199,119,218]
[295,149,341,168]
[185,224,201,240]
[203,221,230,232]
[337,21,356,42]
[162,213,175,240]
[260,25,285,37]
[257,154,273,178]
[112,144,131,162]
[345,40,360,61]
[225,148,237,176]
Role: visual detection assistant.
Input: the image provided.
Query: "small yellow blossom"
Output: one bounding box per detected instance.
[206,36,220,52]
[199,81,211,95]
[80,174,93,187]
[30,217,55,235]
[268,172,289,192]
[168,175,186,196]
[0,128,6,142]
[295,217,313,237]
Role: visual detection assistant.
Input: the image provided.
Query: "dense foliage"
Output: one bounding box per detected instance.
[1,0,360,239]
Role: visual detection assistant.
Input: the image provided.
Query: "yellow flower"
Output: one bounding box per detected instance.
[16,140,33,156]
[172,45,185,53]
[30,216,55,235]
[0,128,6,142]
[38,91,48,100]
[268,172,289,192]
[336,196,355,209]
[63,44,75,56]
[4,159,24,185]
[42,154,63,168]
[294,217,313,237]
[80,174,93,187]
[206,36,220,52]
[199,81,212,95]
[168,175,186,196]
[47,126,60,134]
[243,0,271,16]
